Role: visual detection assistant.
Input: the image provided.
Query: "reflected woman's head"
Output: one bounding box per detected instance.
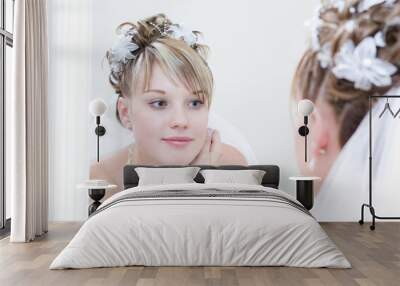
[292,1,400,180]
[106,14,214,164]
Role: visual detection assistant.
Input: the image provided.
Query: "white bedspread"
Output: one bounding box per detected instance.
[50,183,351,269]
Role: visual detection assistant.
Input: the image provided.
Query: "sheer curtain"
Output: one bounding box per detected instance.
[47,0,92,221]
[9,0,48,242]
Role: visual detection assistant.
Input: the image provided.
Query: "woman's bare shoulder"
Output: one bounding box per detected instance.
[219,143,248,165]
[89,145,130,179]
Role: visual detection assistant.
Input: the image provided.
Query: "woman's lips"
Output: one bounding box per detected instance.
[161,137,194,148]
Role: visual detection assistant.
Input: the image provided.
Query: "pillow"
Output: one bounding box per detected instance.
[135,167,201,186]
[200,169,266,185]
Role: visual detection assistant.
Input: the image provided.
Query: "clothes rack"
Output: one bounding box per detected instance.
[359,95,400,230]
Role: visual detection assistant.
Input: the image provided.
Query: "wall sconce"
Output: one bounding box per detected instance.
[89,99,107,162]
[298,99,314,162]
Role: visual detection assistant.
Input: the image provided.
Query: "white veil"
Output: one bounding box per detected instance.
[208,110,258,164]
[312,87,400,221]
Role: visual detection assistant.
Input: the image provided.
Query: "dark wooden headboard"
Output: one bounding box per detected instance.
[123,165,280,189]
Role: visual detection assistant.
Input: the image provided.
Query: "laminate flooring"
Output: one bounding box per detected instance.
[0,222,399,286]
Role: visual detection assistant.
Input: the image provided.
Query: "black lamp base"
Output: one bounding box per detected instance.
[88,189,105,216]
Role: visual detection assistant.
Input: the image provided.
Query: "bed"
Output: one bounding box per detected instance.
[50,165,350,269]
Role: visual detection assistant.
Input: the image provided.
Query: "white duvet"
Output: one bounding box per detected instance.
[50,183,351,269]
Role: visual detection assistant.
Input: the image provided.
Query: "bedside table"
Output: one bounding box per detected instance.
[289,177,321,210]
[77,183,117,216]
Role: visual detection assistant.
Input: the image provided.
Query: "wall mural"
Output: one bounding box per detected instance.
[87,2,400,221]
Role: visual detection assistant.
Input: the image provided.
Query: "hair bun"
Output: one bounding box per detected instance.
[132,14,172,47]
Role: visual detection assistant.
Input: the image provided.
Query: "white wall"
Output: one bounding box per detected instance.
[48,0,319,220]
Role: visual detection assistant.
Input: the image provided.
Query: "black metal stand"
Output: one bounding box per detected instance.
[88,189,105,216]
[359,95,400,231]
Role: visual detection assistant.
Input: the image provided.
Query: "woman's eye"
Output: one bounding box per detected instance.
[149,100,167,109]
[189,100,204,109]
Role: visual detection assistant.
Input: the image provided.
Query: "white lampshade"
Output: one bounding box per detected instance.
[298,99,314,116]
[89,98,107,117]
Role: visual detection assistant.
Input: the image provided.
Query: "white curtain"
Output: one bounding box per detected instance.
[9,0,49,242]
[47,0,92,221]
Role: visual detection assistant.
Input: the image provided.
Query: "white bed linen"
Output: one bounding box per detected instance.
[50,183,350,269]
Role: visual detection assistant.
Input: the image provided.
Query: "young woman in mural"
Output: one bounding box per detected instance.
[292,0,400,220]
[90,14,247,194]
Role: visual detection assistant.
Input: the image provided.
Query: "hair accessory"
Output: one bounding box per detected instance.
[305,5,324,51]
[358,0,396,13]
[306,0,399,91]
[166,23,198,47]
[344,20,357,32]
[317,43,333,68]
[328,0,346,13]
[149,21,168,36]
[374,31,386,47]
[149,21,199,47]
[108,21,200,78]
[109,30,139,75]
[332,37,397,91]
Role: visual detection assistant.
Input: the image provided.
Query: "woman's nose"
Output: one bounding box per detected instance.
[169,106,189,129]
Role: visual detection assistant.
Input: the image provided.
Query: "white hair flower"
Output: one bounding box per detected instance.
[327,0,347,13]
[305,5,323,51]
[317,43,333,68]
[374,31,386,47]
[167,24,198,47]
[358,0,396,13]
[332,37,397,91]
[109,32,139,73]
[344,20,357,32]
[108,22,202,77]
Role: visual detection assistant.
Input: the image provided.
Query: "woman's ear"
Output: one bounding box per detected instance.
[310,113,329,158]
[308,98,341,178]
[117,97,132,130]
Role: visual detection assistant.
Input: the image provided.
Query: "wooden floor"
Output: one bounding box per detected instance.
[0,222,399,286]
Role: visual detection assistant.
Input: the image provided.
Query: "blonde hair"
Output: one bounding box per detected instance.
[292,0,400,147]
[106,14,214,123]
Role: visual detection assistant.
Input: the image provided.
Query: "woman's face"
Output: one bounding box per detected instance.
[124,62,209,165]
